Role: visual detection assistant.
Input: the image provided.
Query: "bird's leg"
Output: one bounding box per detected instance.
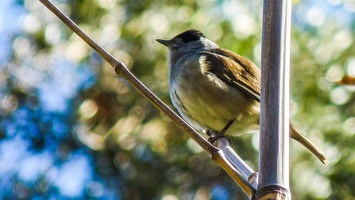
[208,117,236,144]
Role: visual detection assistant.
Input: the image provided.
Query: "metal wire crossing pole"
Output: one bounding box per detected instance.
[256,0,292,199]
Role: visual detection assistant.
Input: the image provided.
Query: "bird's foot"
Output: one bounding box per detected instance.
[207,131,231,144]
[207,118,236,144]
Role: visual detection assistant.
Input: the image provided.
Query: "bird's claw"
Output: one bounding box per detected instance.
[207,117,236,144]
[208,133,231,144]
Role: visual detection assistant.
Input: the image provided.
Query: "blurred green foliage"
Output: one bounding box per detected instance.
[1,0,354,199]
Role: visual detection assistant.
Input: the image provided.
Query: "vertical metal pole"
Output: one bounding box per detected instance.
[255,0,292,199]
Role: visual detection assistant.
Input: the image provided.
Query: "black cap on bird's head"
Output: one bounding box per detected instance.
[156,29,205,47]
[172,29,205,43]
[156,29,219,52]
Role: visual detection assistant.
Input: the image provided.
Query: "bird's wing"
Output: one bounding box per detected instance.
[201,48,261,102]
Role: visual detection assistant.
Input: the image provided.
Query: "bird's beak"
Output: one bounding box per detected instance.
[156,39,174,47]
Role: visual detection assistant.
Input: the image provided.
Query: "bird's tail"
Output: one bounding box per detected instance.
[290,122,329,165]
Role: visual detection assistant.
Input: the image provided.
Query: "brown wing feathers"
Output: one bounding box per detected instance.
[202,49,261,102]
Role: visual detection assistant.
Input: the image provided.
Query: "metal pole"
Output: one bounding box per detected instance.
[256,0,292,199]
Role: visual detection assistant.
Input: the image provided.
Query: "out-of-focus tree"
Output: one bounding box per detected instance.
[0,0,354,199]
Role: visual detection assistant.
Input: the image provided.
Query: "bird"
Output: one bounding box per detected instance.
[156,29,328,165]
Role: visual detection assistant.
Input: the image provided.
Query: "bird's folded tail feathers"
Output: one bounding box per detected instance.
[290,122,329,165]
